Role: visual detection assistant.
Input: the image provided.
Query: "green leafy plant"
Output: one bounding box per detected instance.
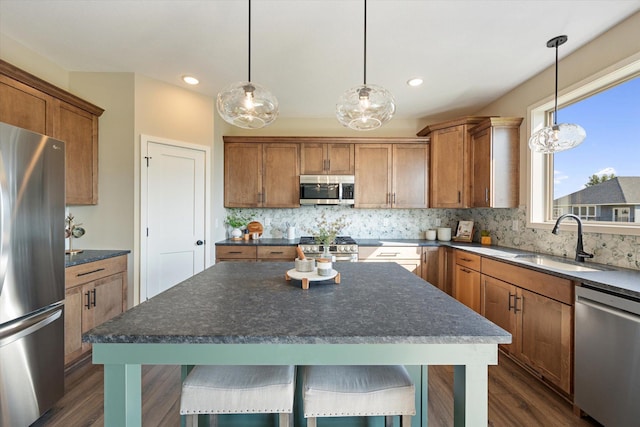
[313,212,349,246]
[225,210,253,229]
[481,230,491,237]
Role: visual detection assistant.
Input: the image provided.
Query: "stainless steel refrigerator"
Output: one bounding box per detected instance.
[0,122,65,427]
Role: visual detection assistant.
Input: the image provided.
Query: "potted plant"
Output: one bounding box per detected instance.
[225,210,252,239]
[480,230,492,245]
[312,212,349,258]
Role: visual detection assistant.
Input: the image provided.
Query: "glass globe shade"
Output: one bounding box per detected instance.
[216,81,279,129]
[528,123,586,153]
[336,84,396,131]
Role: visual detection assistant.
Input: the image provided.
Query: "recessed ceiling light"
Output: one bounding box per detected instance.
[407,77,423,87]
[182,75,199,85]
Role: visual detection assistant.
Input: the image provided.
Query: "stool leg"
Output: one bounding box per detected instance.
[209,413,218,427]
[278,413,291,427]
[185,415,198,427]
[401,414,412,426]
[307,417,317,427]
[385,415,394,427]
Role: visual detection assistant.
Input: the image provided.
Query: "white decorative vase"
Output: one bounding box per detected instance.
[231,228,243,239]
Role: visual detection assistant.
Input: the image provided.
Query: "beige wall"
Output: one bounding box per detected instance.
[66,72,136,303]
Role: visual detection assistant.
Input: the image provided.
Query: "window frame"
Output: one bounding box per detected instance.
[527,53,640,236]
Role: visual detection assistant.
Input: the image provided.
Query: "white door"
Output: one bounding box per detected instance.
[141,136,208,300]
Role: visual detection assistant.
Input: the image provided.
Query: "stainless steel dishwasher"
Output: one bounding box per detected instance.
[574,285,640,426]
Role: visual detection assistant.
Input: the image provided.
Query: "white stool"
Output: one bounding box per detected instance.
[302,365,415,427]
[180,365,295,427]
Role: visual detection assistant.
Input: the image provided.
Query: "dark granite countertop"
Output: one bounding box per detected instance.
[216,238,640,300]
[84,262,511,345]
[449,244,640,300]
[65,249,130,267]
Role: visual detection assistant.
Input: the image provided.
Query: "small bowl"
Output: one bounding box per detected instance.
[295,258,315,272]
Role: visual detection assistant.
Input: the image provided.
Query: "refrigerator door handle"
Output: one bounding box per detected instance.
[0,303,63,348]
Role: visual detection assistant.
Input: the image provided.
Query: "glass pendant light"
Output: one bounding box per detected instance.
[528,35,586,153]
[336,0,395,131]
[216,0,278,129]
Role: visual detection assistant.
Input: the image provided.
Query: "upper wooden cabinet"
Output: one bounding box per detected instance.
[355,142,429,208]
[224,138,300,208]
[418,117,487,208]
[470,117,523,208]
[0,60,104,205]
[300,143,354,175]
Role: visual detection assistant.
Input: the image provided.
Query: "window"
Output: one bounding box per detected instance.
[528,55,640,235]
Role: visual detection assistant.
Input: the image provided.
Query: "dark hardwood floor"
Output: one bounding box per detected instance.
[34,353,601,426]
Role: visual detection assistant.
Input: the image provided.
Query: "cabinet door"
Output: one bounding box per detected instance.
[392,144,428,208]
[482,275,517,354]
[326,143,354,174]
[82,273,125,333]
[0,75,53,135]
[471,127,491,207]
[224,143,262,207]
[454,264,481,313]
[64,286,84,365]
[355,144,392,208]
[430,126,466,208]
[422,247,440,287]
[300,143,326,174]
[263,143,299,207]
[518,288,572,394]
[56,101,99,205]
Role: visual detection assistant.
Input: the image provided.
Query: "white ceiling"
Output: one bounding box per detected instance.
[1,0,639,120]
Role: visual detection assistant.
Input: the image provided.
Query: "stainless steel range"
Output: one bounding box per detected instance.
[298,236,358,262]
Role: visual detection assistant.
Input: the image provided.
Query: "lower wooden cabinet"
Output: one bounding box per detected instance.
[216,245,296,262]
[421,247,440,286]
[481,257,573,395]
[64,255,128,366]
[257,246,297,261]
[453,250,482,313]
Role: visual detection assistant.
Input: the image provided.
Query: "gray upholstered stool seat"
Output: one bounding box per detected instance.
[180,365,295,427]
[302,365,415,427]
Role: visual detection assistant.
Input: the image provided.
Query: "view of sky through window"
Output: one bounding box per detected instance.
[553,75,640,199]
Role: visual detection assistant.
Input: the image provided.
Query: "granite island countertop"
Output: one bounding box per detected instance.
[84,261,511,345]
[65,249,130,267]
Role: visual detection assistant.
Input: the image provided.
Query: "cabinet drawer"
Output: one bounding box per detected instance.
[65,255,127,289]
[257,246,296,260]
[455,250,481,270]
[359,246,422,260]
[482,258,573,305]
[216,246,257,260]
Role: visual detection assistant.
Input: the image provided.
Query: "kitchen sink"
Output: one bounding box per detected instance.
[515,254,604,272]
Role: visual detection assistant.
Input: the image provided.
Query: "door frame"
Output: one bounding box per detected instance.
[139,134,211,303]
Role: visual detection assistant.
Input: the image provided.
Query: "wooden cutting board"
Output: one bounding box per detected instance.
[247,221,264,236]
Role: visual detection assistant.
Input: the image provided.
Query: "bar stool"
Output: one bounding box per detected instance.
[180,365,295,427]
[302,365,415,427]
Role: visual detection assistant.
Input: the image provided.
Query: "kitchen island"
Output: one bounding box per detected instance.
[85,262,510,427]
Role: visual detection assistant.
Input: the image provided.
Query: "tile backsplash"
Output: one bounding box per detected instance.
[226,206,639,271]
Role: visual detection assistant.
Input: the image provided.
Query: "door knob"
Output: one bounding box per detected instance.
[196,240,204,246]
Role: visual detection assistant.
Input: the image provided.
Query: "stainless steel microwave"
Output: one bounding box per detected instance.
[299,175,355,205]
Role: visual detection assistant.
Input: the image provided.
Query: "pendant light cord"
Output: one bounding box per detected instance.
[248,0,252,82]
[363,0,367,85]
[553,41,558,126]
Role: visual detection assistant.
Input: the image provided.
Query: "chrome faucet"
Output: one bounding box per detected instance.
[552,214,594,262]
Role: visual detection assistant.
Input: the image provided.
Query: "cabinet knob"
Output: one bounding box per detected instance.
[196,240,204,246]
